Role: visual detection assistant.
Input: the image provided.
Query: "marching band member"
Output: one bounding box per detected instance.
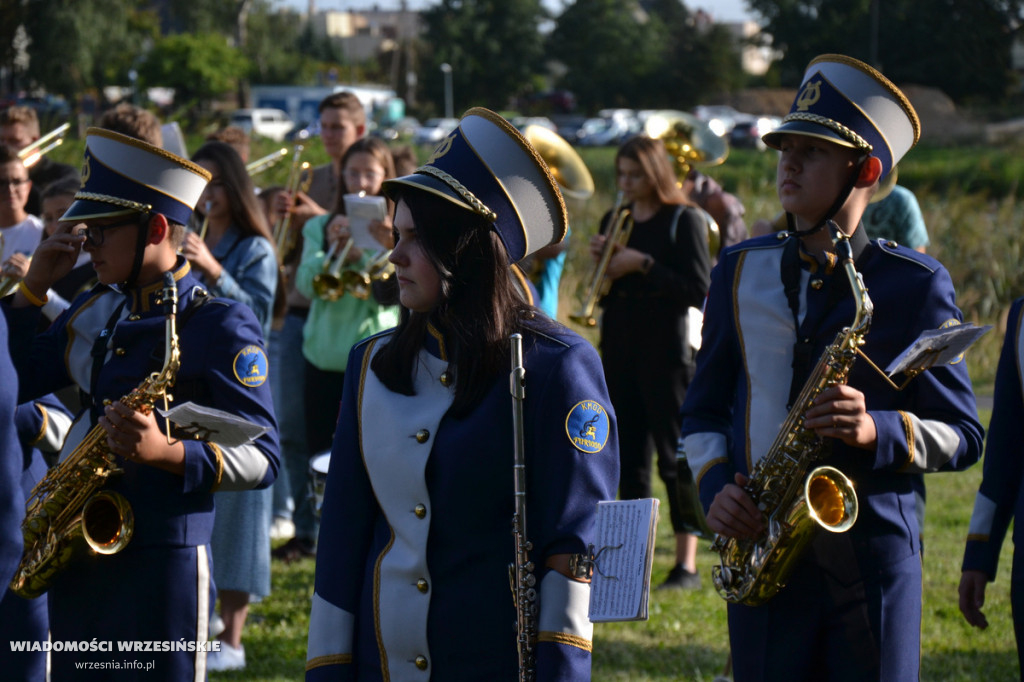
[591,136,711,589]
[0,105,79,216]
[680,55,983,681]
[0,144,43,295]
[960,298,1024,673]
[305,108,619,681]
[4,128,279,680]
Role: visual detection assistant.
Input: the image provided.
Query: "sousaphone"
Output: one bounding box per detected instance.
[522,124,595,202]
[644,110,729,253]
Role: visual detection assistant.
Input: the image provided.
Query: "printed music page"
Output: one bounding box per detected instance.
[343,193,388,250]
[588,498,659,622]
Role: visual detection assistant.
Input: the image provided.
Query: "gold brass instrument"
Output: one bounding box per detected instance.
[340,249,394,300]
[508,333,538,681]
[311,237,354,302]
[711,222,867,606]
[273,145,313,261]
[19,122,71,169]
[645,110,729,254]
[197,200,212,242]
[246,147,288,176]
[0,256,30,298]
[521,125,594,202]
[10,272,182,599]
[569,191,633,327]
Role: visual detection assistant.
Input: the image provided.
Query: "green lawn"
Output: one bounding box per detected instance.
[219,412,1019,681]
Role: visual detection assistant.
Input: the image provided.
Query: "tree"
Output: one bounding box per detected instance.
[136,32,248,116]
[746,0,1024,101]
[548,0,665,111]
[419,0,549,114]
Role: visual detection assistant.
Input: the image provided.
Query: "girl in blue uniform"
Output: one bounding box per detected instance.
[305,108,619,681]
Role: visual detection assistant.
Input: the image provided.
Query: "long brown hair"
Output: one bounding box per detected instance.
[370,187,556,417]
[616,136,691,207]
[192,141,274,243]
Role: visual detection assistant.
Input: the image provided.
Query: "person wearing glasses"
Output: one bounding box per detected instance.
[283,136,400,563]
[0,145,43,295]
[4,128,279,680]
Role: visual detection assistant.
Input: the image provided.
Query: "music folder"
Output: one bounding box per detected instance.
[586,498,659,622]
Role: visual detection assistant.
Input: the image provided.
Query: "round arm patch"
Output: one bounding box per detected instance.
[233,345,269,387]
[565,400,609,453]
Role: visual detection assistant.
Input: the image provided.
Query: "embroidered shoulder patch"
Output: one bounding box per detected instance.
[565,400,610,454]
[233,345,269,387]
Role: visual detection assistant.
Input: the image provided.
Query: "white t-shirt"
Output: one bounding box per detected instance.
[0,215,43,262]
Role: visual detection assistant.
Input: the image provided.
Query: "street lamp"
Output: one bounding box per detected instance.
[440,63,453,119]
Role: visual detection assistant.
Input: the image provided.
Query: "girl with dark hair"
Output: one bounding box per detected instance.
[589,135,712,590]
[184,140,280,336]
[305,108,618,681]
[185,140,280,671]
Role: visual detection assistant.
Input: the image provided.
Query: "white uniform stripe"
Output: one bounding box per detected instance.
[681,432,728,487]
[537,572,593,641]
[194,544,209,682]
[307,592,355,661]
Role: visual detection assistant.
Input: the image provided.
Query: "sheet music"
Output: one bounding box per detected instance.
[343,193,388,250]
[588,498,659,622]
[885,323,992,376]
[158,402,270,446]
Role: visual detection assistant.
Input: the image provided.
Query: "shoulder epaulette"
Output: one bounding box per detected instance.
[873,238,938,273]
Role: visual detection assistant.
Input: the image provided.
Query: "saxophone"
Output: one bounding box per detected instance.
[711,222,871,606]
[10,272,181,599]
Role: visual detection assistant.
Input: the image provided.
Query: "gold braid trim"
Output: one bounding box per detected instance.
[29,404,49,446]
[208,442,225,492]
[898,410,915,471]
[416,165,497,221]
[73,192,152,213]
[538,631,593,652]
[781,113,873,151]
[305,654,353,670]
[809,54,921,146]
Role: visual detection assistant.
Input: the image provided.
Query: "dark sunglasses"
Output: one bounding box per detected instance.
[77,214,149,248]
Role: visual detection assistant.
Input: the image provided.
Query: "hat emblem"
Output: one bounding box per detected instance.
[796,79,822,112]
[426,133,456,165]
[80,156,91,186]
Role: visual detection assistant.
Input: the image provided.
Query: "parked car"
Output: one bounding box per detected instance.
[729,115,781,151]
[693,104,747,137]
[373,116,421,141]
[412,117,459,146]
[511,116,557,135]
[229,108,295,142]
[575,115,639,147]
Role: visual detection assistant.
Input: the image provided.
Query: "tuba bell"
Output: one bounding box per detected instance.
[644,110,729,254]
[521,125,594,202]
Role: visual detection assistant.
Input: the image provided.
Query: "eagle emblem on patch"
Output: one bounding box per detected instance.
[233,345,268,387]
[565,400,609,454]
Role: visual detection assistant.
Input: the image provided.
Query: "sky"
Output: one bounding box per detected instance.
[275,0,755,25]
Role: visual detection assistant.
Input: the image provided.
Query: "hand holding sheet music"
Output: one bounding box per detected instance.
[586,498,660,622]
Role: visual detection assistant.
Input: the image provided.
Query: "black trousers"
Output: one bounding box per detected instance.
[304,360,345,456]
[604,355,693,534]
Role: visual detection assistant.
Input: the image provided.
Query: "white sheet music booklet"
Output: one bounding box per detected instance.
[586,498,660,622]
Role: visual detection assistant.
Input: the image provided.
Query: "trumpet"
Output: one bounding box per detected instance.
[19,122,71,169]
[311,237,355,302]
[569,191,633,327]
[340,249,394,300]
[246,147,288,176]
[0,257,30,299]
[272,145,313,261]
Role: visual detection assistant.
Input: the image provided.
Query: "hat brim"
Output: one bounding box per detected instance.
[60,198,140,223]
[762,120,861,151]
[382,172,483,218]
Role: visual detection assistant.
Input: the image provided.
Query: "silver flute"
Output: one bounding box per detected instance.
[509,333,537,681]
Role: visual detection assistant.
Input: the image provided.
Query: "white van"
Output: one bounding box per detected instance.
[229,108,294,142]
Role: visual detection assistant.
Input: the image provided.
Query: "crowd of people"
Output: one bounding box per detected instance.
[0,50,1019,682]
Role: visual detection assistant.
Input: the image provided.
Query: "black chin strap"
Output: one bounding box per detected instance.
[786,156,868,238]
[121,213,151,289]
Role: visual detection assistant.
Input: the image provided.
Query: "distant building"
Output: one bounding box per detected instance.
[308,6,423,62]
[692,9,777,77]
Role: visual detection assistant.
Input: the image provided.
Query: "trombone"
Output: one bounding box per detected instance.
[246,147,288,176]
[273,145,313,261]
[569,191,633,327]
[19,122,71,169]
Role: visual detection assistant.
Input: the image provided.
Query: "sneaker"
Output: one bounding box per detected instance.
[271,537,315,563]
[207,642,245,671]
[656,564,701,590]
[269,516,295,541]
[209,613,225,639]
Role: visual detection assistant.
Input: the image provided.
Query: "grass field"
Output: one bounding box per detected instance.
[216,414,1021,682]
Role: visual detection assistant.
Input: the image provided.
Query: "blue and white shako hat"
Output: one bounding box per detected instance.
[382,107,568,264]
[762,54,921,180]
[61,127,211,224]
